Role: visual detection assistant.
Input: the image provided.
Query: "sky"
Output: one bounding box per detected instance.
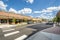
[0,0,60,19]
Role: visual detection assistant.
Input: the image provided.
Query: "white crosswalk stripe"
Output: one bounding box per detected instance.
[3,29,15,32]
[15,35,27,40]
[3,29,28,40]
[1,27,29,40]
[4,31,20,37]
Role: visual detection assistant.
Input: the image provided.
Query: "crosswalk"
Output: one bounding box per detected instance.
[4,31,20,37]
[2,28,28,40]
[15,35,27,40]
[3,29,15,32]
[0,25,37,40]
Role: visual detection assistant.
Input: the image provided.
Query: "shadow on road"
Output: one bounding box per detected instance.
[24,24,53,40]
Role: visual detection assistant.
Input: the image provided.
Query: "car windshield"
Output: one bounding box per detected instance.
[0,0,60,40]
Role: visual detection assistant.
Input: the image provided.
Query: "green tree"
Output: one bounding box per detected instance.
[56,11,60,23]
[56,17,60,23]
[53,17,57,23]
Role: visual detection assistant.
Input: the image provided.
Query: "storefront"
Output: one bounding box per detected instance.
[0,11,42,24]
[0,12,32,24]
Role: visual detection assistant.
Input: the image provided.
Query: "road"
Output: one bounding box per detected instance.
[0,23,53,40]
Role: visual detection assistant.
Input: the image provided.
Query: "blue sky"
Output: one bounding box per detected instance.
[0,0,60,19]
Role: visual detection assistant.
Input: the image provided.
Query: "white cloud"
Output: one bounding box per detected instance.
[26,0,34,4]
[46,6,60,11]
[47,7,57,10]
[0,1,7,10]
[9,8,17,13]
[41,9,52,13]
[34,11,41,13]
[38,14,54,19]
[33,6,60,19]
[42,6,60,13]
[9,8,32,14]
[35,12,55,19]
[18,8,32,14]
[34,6,60,13]
[8,6,60,19]
[34,9,52,14]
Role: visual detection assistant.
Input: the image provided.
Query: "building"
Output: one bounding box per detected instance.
[0,11,32,24]
[32,18,42,23]
[0,11,42,24]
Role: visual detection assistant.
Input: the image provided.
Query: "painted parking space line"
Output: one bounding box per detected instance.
[4,31,20,37]
[15,35,27,40]
[3,29,15,32]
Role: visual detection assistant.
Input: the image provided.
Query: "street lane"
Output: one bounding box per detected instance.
[0,24,37,40]
[0,23,53,40]
[27,23,53,31]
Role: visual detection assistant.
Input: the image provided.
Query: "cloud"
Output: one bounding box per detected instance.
[46,6,60,11]
[8,6,60,19]
[34,6,60,13]
[41,6,60,13]
[9,8,32,14]
[37,13,54,19]
[26,0,34,4]
[33,11,41,13]
[37,12,55,19]
[0,1,7,10]
[18,8,32,14]
[33,6,60,19]
[9,8,17,13]
[34,9,52,14]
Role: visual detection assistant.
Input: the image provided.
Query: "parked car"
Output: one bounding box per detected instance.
[27,21,34,24]
[46,22,54,25]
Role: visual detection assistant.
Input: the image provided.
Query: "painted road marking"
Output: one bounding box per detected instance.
[4,31,20,37]
[15,35,27,40]
[3,29,15,32]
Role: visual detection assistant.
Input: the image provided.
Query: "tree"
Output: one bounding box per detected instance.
[53,11,60,25]
[56,11,60,23]
[53,17,57,23]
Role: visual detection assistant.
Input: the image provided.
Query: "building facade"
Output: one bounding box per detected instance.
[0,11,42,24]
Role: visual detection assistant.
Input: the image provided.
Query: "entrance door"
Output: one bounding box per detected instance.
[9,19,13,24]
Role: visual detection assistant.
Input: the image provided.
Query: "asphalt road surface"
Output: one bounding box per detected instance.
[27,23,53,31]
[0,23,53,40]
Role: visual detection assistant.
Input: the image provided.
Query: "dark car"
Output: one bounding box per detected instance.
[27,21,34,24]
[46,22,54,25]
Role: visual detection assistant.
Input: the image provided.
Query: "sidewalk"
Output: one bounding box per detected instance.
[15,23,40,29]
[0,23,40,30]
[0,22,27,28]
